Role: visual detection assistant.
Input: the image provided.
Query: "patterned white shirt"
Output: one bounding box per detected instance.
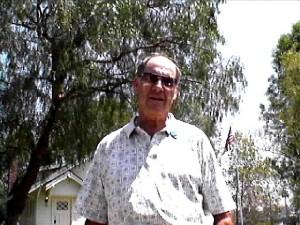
[75,114,235,225]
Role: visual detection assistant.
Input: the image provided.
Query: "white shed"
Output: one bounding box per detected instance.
[19,161,90,225]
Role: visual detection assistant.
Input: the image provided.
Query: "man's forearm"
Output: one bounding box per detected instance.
[213,211,235,225]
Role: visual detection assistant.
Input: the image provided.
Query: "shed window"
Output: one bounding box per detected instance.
[56,201,69,210]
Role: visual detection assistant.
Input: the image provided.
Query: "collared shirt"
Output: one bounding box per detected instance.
[75,114,235,225]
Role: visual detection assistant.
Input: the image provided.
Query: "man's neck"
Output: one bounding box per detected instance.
[136,116,167,137]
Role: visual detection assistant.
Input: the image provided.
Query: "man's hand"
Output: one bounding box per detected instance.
[213,211,235,225]
[85,219,107,225]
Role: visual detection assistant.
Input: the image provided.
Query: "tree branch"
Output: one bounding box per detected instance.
[61,78,131,102]
[83,39,179,64]
[10,21,35,30]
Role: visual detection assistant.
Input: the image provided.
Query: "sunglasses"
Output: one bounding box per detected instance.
[140,73,178,88]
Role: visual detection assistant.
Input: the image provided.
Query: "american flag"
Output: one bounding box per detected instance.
[225,126,235,151]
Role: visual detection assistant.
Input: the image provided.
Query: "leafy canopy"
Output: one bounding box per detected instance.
[261,21,300,210]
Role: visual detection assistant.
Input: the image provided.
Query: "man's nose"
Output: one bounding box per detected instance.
[153,79,163,89]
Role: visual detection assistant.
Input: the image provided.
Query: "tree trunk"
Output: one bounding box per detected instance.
[5,102,60,225]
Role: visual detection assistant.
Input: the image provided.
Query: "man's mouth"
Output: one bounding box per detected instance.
[149,97,164,101]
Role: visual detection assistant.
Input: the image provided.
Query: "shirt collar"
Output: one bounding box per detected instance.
[123,116,137,137]
[123,113,178,138]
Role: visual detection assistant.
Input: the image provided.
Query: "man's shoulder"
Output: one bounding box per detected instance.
[171,117,206,137]
[100,123,130,145]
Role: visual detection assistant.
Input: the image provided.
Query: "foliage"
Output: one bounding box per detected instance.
[0,0,246,223]
[225,131,282,225]
[261,20,300,210]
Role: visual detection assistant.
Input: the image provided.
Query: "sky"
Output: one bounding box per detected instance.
[217,0,300,139]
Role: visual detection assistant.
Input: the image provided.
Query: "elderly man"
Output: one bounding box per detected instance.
[75,53,235,225]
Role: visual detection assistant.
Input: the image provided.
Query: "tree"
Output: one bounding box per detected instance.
[225,131,282,225]
[0,1,246,224]
[261,20,300,211]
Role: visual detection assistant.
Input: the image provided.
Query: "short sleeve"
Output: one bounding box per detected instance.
[74,143,108,223]
[200,134,236,215]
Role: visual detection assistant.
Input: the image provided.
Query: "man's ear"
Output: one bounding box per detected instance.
[173,86,180,100]
[133,78,139,93]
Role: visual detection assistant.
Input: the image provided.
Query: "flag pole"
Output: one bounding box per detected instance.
[225,126,243,225]
[233,130,243,225]
[224,126,232,152]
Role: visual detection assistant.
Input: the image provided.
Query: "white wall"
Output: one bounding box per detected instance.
[50,179,81,197]
[35,190,52,225]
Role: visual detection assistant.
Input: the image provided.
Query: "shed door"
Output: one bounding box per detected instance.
[52,198,71,225]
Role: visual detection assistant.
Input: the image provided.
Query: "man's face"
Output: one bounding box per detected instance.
[134,56,179,121]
